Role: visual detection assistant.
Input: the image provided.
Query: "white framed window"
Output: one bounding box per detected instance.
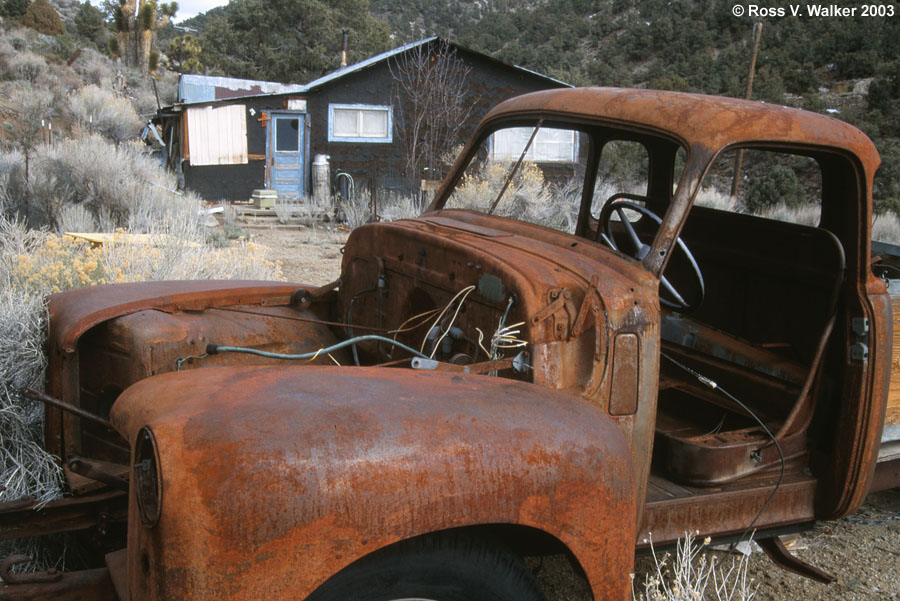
[490,127,577,163]
[328,104,392,143]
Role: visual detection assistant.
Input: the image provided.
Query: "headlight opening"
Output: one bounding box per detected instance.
[134,426,162,527]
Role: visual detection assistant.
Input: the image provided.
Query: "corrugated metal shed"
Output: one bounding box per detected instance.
[178,74,305,104]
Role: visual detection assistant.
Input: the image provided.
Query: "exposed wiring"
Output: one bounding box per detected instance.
[347,287,378,366]
[661,352,785,547]
[476,327,491,358]
[208,335,430,361]
[700,412,727,437]
[327,353,341,366]
[390,307,442,337]
[490,297,517,359]
[419,285,476,353]
[492,321,528,349]
[430,286,476,359]
[175,353,207,371]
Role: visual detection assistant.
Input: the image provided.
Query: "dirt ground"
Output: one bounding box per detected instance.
[251,225,900,601]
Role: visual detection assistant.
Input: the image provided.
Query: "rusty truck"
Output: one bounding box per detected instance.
[1,87,899,600]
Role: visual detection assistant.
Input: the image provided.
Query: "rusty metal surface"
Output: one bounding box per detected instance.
[67,458,128,492]
[640,469,817,544]
[44,280,316,461]
[110,366,636,601]
[47,280,305,355]
[758,536,834,584]
[104,550,126,601]
[816,286,893,518]
[0,568,116,601]
[0,556,61,585]
[470,87,880,173]
[0,490,125,542]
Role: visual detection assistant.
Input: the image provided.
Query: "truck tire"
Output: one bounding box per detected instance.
[305,531,548,601]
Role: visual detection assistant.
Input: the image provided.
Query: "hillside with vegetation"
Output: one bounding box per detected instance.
[168,0,900,218]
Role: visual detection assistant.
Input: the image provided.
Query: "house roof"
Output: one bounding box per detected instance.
[300,37,571,92]
[166,37,569,110]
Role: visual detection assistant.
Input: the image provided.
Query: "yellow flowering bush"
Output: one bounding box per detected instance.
[11,235,106,294]
[7,230,282,296]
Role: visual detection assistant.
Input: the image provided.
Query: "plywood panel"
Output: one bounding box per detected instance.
[186,104,248,166]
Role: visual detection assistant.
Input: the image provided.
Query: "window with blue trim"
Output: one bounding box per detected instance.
[328,104,392,143]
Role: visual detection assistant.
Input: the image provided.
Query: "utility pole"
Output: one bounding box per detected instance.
[731,21,763,200]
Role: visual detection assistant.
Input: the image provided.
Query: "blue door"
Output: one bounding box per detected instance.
[266,112,306,199]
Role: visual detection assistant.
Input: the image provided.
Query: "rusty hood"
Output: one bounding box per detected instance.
[111,365,636,601]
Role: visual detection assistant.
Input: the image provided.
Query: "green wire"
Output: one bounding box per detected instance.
[209,335,429,361]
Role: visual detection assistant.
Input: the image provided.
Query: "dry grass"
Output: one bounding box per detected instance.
[378,192,423,222]
[633,533,757,601]
[873,211,900,245]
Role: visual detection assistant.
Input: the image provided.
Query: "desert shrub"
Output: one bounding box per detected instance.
[757,203,820,227]
[2,51,47,83]
[44,60,83,96]
[744,165,807,213]
[126,69,178,117]
[67,85,142,143]
[0,38,16,64]
[694,187,739,212]
[378,192,422,222]
[70,47,114,86]
[1,136,187,230]
[873,211,900,245]
[449,160,558,226]
[74,2,107,48]
[1,0,31,18]
[0,222,65,507]
[56,202,95,232]
[22,0,64,36]
[274,197,298,224]
[3,27,33,50]
[340,191,372,229]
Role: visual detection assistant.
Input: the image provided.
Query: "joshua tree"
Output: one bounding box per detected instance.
[112,0,177,72]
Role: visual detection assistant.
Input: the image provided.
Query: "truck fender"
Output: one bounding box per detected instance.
[111,366,636,601]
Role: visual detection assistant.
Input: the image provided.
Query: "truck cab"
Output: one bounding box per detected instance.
[4,88,894,601]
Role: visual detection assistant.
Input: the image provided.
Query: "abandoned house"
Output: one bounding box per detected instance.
[151,37,570,202]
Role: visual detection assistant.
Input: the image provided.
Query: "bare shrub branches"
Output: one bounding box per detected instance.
[389,40,480,198]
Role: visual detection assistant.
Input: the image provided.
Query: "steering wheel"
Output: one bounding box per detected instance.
[597,196,705,312]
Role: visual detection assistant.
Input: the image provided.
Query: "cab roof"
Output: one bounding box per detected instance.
[484,87,880,175]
